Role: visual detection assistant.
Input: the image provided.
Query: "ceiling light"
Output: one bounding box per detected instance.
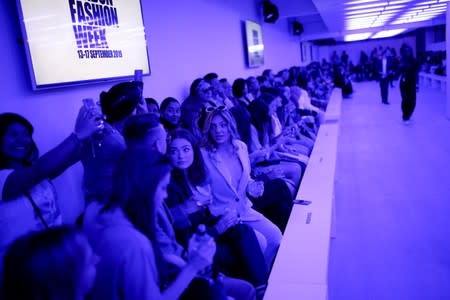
[345,7,386,15]
[346,0,380,5]
[371,28,406,38]
[346,24,376,30]
[344,32,372,41]
[384,4,406,10]
[425,6,448,10]
[346,20,376,26]
[346,12,380,18]
[419,0,438,4]
[416,11,446,16]
[392,15,437,23]
[345,2,388,10]
[388,0,413,4]
[381,9,402,14]
[346,19,376,23]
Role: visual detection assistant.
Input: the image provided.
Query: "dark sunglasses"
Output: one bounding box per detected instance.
[205,105,226,113]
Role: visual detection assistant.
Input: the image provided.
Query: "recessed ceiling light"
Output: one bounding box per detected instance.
[419,0,439,4]
[388,0,412,4]
[384,4,407,10]
[346,0,380,5]
[371,28,406,38]
[346,12,380,18]
[344,32,372,41]
[345,2,388,10]
[345,7,386,15]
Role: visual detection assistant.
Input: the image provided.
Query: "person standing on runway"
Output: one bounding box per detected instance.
[377,48,394,105]
[399,44,418,123]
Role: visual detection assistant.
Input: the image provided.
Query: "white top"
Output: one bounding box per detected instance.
[271,115,283,138]
[0,169,61,271]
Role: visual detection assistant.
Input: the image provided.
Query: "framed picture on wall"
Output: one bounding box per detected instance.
[244,20,264,68]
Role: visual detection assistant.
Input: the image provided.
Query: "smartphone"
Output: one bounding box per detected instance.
[293,199,312,205]
[82,98,96,110]
[134,69,143,82]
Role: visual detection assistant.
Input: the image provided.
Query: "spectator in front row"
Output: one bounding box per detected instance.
[83,149,254,300]
[0,109,100,272]
[81,81,143,205]
[3,226,99,300]
[200,108,282,268]
[165,129,268,295]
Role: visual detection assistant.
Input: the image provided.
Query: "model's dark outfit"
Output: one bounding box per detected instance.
[399,56,418,121]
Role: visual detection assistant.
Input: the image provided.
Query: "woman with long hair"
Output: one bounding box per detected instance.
[200,108,282,268]
[83,148,253,299]
[83,148,219,299]
[166,128,267,296]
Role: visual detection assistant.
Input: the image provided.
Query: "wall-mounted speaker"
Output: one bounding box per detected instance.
[263,1,279,24]
[292,21,303,36]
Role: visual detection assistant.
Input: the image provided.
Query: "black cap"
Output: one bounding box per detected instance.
[100,81,143,123]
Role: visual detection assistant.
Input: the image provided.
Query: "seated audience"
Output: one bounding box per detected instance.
[165,129,268,295]
[258,92,312,156]
[83,148,254,300]
[244,99,304,189]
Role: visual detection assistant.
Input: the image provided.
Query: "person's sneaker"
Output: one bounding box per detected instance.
[403,119,411,125]
[382,101,390,105]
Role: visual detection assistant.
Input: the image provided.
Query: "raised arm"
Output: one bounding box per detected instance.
[2,106,101,200]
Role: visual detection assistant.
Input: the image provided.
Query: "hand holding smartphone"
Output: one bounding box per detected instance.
[134,69,143,82]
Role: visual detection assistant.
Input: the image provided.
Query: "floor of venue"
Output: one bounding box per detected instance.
[328,81,450,300]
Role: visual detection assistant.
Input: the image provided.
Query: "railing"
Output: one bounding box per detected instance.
[264,88,342,300]
[418,72,446,92]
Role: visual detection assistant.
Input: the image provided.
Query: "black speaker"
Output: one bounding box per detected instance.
[263,1,279,24]
[292,21,303,36]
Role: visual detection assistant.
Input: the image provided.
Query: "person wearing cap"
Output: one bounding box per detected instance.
[80,81,144,205]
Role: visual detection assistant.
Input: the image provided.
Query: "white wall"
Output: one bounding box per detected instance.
[317,36,417,64]
[427,42,446,52]
[0,0,301,222]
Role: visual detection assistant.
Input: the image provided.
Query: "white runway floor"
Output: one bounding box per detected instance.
[328,81,450,300]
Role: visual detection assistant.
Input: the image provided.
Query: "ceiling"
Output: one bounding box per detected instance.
[274,0,447,42]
